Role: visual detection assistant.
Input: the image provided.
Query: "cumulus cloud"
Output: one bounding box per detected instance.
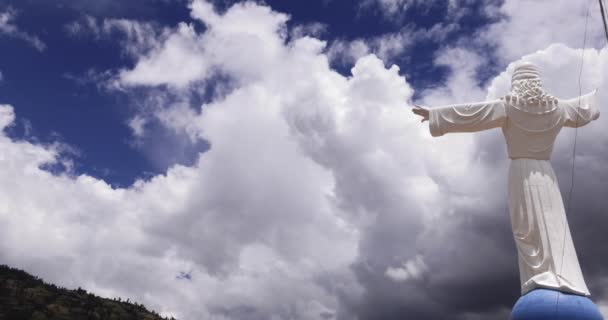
[0,95,359,320]
[2,3,364,319]
[0,8,46,51]
[385,255,428,282]
[65,15,165,58]
[118,1,290,90]
[480,0,606,62]
[119,22,207,88]
[327,22,460,66]
[359,0,429,18]
[359,0,491,22]
[290,22,328,39]
[3,1,608,320]
[326,39,371,66]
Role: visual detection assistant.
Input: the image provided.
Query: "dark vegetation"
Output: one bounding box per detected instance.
[0,265,176,320]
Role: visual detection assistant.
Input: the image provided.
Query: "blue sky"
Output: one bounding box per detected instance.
[0,1,607,319]
[1,0,195,186]
[0,0,497,187]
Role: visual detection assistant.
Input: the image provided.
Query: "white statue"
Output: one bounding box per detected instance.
[413,62,600,296]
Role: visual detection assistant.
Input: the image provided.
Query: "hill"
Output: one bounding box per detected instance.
[0,264,174,320]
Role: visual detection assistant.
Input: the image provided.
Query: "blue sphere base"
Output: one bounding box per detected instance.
[510,289,604,320]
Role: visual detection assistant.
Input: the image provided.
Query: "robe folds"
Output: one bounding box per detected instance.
[428,90,600,296]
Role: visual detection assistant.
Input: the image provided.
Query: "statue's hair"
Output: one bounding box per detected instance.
[504,62,558,112]
[504,78,558,112]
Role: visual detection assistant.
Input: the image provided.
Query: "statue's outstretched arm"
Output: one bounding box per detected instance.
[420,100,506,137]
[562,89,600,128]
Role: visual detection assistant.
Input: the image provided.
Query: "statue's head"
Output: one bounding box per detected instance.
[507,61,556,107]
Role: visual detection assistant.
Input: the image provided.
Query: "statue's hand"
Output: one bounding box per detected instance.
[412,105,429,123]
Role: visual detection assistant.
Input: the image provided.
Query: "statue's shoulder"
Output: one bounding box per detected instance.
[502,96,560,115]
[558,90,598,104]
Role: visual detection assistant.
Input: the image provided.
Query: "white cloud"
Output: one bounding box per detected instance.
[385,255,428,282]
[290,22,328,39]
[327,22,459,66]
[0,97,360,319]
[0,9,46,51]
[421,47,487,105]
[0,104,15,129]
[480,0,606,62]
[359,0,427,17]
[128,115,147,137]
[327,39,371,66]
[2,1,434,317]
[119,22,208,88]
[65,15,166,58]
[65,15,99,37]
[360,0,487,22]
[116,1,290,89]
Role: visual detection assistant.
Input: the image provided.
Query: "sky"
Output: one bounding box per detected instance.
[0,0,607,319]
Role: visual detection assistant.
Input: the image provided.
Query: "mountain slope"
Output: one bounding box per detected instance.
[0,264,173,320]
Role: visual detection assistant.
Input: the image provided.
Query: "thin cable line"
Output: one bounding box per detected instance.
[561,2,590,276]
[554,1,591,316]
[599,0,608,41]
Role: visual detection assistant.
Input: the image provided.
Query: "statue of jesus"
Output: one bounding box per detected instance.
[412,62,603,319]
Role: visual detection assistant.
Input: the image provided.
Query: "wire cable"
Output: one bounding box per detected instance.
[599,0,608,42]
[554,1,591,315]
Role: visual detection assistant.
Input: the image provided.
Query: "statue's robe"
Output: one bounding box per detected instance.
[428,90,600,296]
